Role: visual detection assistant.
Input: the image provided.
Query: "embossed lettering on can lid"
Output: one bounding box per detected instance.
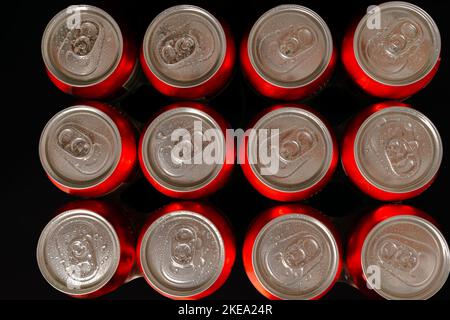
[248,5,333,88]
[248,107,333,192]
[362,215,450,299]
[42,5,123,86]
[354,2,441,85]
[39,105,122,190]
[37,209,120,296]
[141,107,225,193]
[252,214,339,299]
[142,5,226,88]
[140,210,225,297]
[355,107,442,193]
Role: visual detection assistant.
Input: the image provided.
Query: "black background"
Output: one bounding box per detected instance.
[1,0,449,301]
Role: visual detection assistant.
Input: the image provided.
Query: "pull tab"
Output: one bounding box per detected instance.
[260,25,317,73]
[56,123,111,176]
[57,20,105,76]
[366,19,423,74]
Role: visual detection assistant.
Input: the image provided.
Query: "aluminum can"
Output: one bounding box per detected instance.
[240,5,336,101]
[139,102,233,199]
[341,2,441,99]
[341,101,442,201]
[243,204,342,300]
[42,5,138,99]
[347,204,450,299]
[39,101,138,197]
[141,5,235,99]
[137,202,235,299]
[36,200,135,298]
[240,104,338,201]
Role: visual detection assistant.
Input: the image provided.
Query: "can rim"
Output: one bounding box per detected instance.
[248,107,334,193]
[39,105,122,190]
[354,106,442,194]
[142,5,227,89]
[361,215,450,300]
[141,107,226,193]
[139,210,225,298]
[353,1,441,86]
[251,213,340,300]
[247,4,333,89]
[42,5,124,87]
[36,209,121,296]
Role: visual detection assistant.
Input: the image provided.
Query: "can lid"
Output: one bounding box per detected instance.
[354,1,441,86]
[252,214,339,299]
[362,215,450,299]
[142,5,226,88]
[248,5,333,88]
[141,107,225,193]
[39,105,122,190]
[355,106,442,194]
[36,209,120,296]
[42,5,123,87]
[248,107,333,193]
[140,210,225,298]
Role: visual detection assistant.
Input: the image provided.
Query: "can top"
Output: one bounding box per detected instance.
[248,5,333,88]
[248,107,334,193]
[37,209,120,296]
[140,210,225,298]
[141,107,225,193]
[362,215,450,299]
[42,5,123,87]
[252,214,339,299]
[354,1,441,85]
[355,106,442,194]
[39,105,122,190]
[142,5,226,88]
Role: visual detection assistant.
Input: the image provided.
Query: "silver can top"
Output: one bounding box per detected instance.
[39,105,122,190]
[141,107,225,193]
[362,215,450,299]
[142,5,226,88]
[248,107,334,193]
[248,5,333,88]
[140,210,225,297]
[42,5,123,86]
[354,2,441,85]
[355,106,442,193]
[252,214,340,299]
[37,209,120,296]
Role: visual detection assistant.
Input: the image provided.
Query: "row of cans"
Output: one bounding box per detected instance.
[37,200,450,300]
[42,2,441,101]
[39,100,442,201]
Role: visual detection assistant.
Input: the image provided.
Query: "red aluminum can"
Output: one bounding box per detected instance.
[347,204,450,300]
[140,5,235,99]
[342,2,441,99]
[240,5,336,101]
[243,204,342,300]
[137,202,235,300]
[240,104,338,201]
[341,101,442,201]
[42,5,138,99]
[139,102,233,199]
[39,101,138,197]
[36,200,135,298]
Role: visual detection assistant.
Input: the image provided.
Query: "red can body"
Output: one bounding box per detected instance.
[240,35,336,101]
[137,202,236,300]
[139,102,234,199]
[46,200,135,299]
[243,204,342,300]
[341,101,440,201]
[46,101,137,197]
[240,104,338,201]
